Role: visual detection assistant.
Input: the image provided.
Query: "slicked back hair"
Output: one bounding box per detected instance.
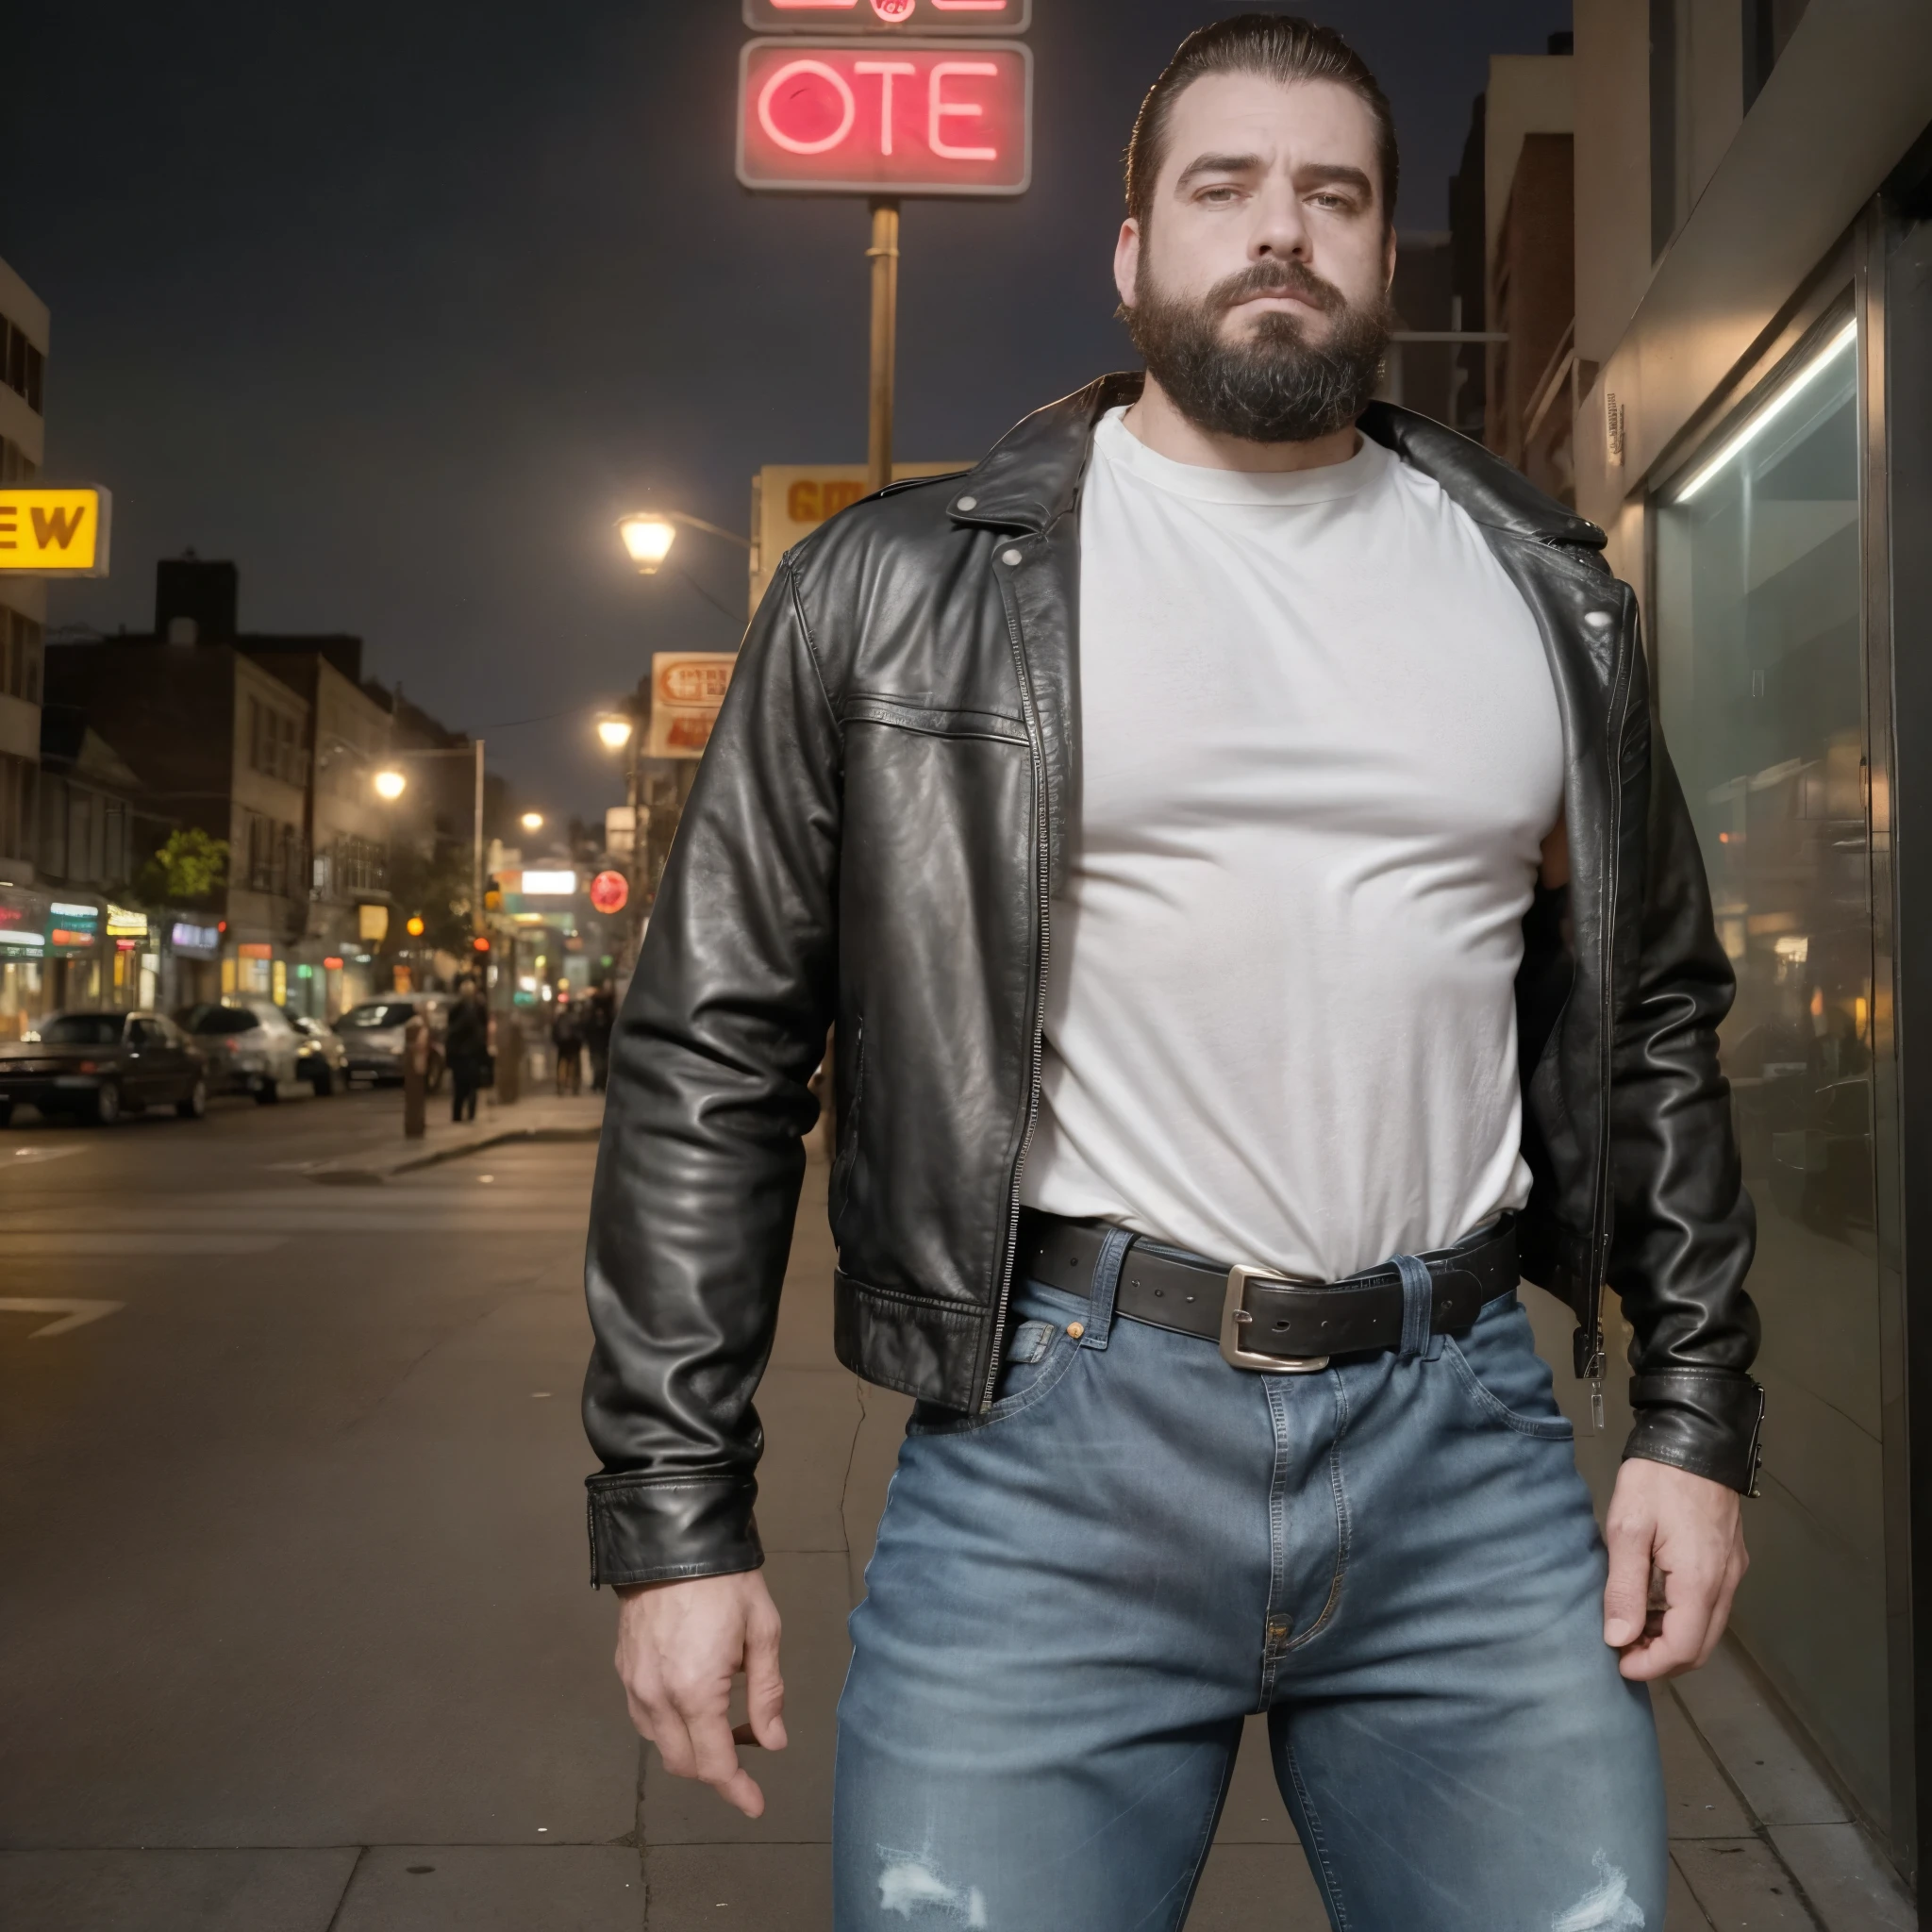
[1125,14,1399,233]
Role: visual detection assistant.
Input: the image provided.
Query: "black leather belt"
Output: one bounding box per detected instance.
[1015,1209,1520,1373]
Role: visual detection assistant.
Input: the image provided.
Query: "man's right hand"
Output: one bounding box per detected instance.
[614,1570,787,1819]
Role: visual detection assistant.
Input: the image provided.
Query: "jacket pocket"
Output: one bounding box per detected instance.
[1442,1295,1575,1440]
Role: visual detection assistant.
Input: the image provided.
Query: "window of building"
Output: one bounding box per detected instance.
[1655,309,1886,1819]
[0,313,44,415]
[1,608,44,704]
[0,751,33,860]
[0,438,38,484]
[246,695,307,786]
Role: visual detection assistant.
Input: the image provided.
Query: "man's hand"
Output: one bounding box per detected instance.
[1603,1457,1747,1680]
[614,1571,787,1818]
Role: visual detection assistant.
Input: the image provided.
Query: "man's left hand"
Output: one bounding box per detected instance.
[1603,1457,1748,1680]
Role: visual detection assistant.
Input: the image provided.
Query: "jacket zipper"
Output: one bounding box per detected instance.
[1583,583,1635,1390]
[988,567,1054,1410]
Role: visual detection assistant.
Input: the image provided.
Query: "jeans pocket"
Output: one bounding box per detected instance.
[1442,1297,1575,1440]
[907,1313,1085,1437]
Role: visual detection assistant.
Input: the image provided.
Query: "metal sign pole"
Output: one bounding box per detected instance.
[867,199,900,493]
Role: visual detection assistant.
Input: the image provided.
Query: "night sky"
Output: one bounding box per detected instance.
[4,0,1567,824]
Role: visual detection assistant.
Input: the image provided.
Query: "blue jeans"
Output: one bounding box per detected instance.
[834,1236,1665,1930]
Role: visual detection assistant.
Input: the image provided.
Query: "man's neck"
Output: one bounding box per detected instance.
[1121,375,1360,474]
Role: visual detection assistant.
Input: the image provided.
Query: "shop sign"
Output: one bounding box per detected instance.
[238,941,274,960]
[648,653,739,759]
[744,0,1030,30]
[522,871,578,897]
[752,460,962,607]
[0,487,112,575]
[0,886,48,954]
[590,871,630,915]
[170,920,222,958]
[738,40,1031,196]
[106,904,148,939]
[50,901,100,949]
[358,904,390,943]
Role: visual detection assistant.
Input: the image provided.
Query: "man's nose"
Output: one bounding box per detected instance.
[1250,178,1312,259]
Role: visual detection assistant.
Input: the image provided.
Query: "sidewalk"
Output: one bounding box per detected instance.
[643,1159,1915,1932]
[303,1087,605,1184]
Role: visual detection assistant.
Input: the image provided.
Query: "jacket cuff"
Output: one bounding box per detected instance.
[585,1473,763,1587]
[1623,1369,1766,1495]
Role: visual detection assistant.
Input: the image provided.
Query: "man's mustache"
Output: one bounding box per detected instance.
[1209,259,1345,316]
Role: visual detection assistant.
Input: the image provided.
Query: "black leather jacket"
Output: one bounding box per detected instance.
[583,375,1763,1587]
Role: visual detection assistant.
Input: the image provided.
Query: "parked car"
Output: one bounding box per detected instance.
[174,999,305,1102]
[334,994,449,1090]
[0,1010,208,1126]
[286,1011,349,1097]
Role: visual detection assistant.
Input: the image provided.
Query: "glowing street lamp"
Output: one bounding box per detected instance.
[374,769,408,801]
[520,811,544,832]
[618,514,677,575]
[597,713,635,751]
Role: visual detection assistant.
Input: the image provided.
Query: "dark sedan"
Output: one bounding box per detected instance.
[0,1010,209,1126]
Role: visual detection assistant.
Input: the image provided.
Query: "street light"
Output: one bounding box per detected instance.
[616,508,753,575]
[596,714,635,750]
[374,768,408,801]
[618,514,677,575]
[520,811,544,832]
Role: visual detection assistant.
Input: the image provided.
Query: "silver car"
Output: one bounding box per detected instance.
[334,994,448,1090]
[175,998,306,1103]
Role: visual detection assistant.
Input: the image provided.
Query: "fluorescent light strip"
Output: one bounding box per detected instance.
[1672,319,1857,504]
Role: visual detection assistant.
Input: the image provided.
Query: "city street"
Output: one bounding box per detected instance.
[1,1086,1906,1930]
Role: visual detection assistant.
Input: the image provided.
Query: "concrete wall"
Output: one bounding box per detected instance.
[1484,53,1574,278]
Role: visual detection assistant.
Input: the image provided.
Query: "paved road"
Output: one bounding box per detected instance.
[0,1088,633,1931]
[0,1088,1906,1930]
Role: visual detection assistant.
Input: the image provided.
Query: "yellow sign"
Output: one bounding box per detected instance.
[358,903,390,943]
[0,488,111,576]
[749,462,964,612]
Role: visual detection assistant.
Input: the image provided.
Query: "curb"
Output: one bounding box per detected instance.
[307,1123,602,1187]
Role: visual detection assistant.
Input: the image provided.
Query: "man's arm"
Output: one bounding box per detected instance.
[582,556,841,1586]
[1600,620,1763,1674]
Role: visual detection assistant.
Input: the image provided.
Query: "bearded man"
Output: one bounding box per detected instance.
[582,16,1763,1928]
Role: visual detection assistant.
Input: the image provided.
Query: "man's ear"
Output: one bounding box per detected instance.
[1113,218,1142,314]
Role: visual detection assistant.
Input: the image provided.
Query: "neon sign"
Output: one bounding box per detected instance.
[739,40,1030,194]
[743,0,1030,31]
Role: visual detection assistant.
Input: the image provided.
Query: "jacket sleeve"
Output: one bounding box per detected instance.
[1607,633,1765,1494]
[582,558,841,1585]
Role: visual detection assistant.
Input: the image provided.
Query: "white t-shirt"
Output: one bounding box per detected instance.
[1019,408,1565,1282]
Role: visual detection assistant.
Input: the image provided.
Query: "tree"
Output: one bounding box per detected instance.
[382,841,476,960]
[139,828,227,907]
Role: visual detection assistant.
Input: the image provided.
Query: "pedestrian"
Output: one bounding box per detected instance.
[582,19,1762,1930]
[582,982,614,1093]
[552,1001,584,1096]
[442,981,489,1124]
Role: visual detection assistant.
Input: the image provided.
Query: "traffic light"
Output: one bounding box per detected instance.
[406,915,425,938]
[473,936,491,954]
[483,875,503,911]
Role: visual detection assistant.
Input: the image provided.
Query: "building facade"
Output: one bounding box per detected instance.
[1543,0,1932,1888]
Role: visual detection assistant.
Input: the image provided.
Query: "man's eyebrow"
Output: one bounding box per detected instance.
[1174,151,1264,190]
[1297,162,1374,199]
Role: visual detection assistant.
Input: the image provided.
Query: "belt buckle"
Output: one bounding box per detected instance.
[1222,1265,1331,1374]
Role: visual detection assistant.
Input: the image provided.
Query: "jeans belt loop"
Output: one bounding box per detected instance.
[1081,1224,1133,1350]
[1393,1254,1441,1362]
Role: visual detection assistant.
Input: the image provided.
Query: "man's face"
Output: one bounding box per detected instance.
[1115,72,1397,443]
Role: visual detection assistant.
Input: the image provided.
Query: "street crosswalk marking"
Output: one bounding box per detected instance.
[0,1297,125,1338]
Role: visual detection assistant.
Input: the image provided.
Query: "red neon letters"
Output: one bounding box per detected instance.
[738,41,1031,195]
[742,1,1031,33]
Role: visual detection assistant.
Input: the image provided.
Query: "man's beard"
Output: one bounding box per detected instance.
[1124,256,1391,444]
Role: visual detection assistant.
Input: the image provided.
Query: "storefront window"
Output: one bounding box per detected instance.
[1655,313,1887,1818]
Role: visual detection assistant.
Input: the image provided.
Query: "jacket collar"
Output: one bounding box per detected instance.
[949,371,1606,553]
